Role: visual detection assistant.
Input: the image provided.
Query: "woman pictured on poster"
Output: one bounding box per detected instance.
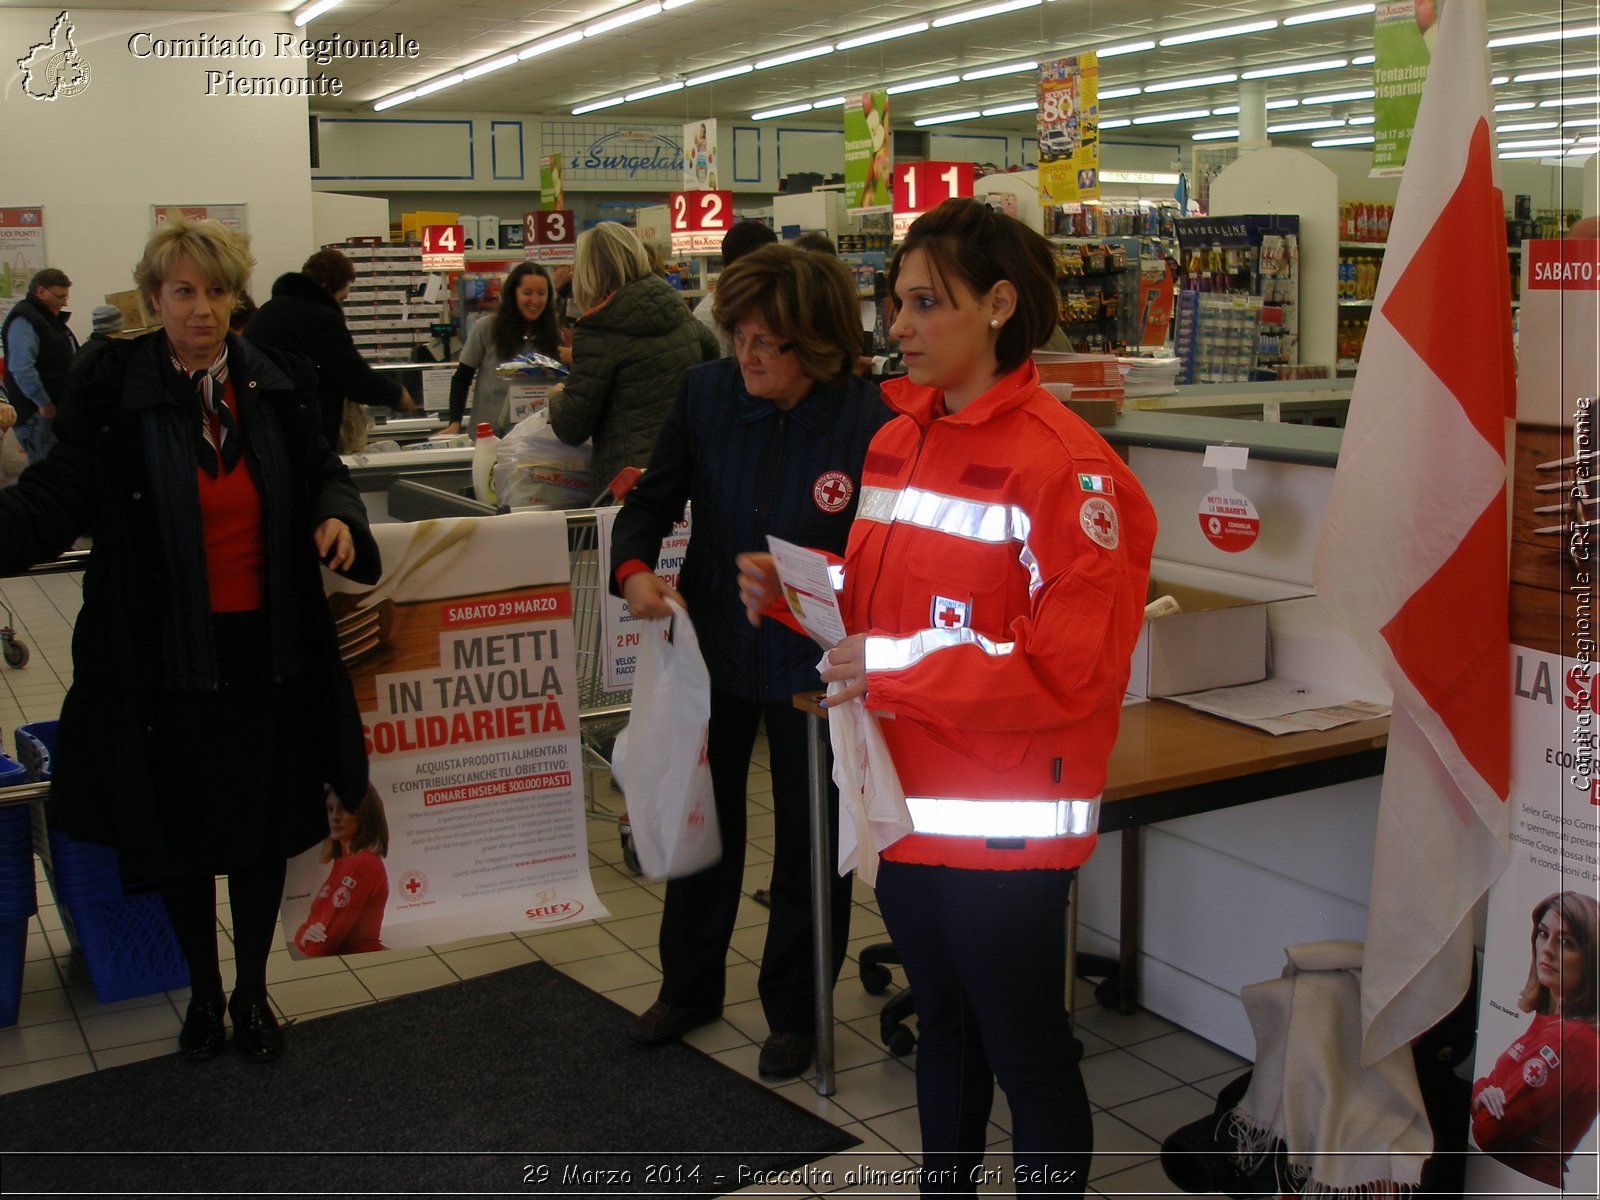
[294,785,391,958]
[1472,890,1600,1187]
[444,262,561,437]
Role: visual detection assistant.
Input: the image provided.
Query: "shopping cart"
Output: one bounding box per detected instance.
[0,601,27,669]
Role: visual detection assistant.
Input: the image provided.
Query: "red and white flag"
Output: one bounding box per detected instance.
[1312,0,1513,1067]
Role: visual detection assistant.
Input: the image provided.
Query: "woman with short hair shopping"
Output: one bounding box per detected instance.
[612,242,891,1078]
[742,199,1156,1192]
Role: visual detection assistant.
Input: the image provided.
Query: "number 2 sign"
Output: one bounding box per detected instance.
[892,162,974,241]
[669,190,733,254]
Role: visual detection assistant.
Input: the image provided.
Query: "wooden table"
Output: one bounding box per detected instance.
[1093,700,1390,1012]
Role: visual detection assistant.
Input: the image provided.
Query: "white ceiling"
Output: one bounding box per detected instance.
[48,0,1600,150]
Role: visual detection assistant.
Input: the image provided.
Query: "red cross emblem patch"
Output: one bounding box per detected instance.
[1079,497,1119,549]
[332,885,353,909]
[930,595,970,630]
[813,470,854,514]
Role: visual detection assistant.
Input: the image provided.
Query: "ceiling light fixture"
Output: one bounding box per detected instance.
[1133,108,1212,125]
[1267,98,1302,110]
[373,91,416,112]
[1494,101,1536,111]
[572,96,626,115]
[414,74,464,97]
[984,100,1039,116]
[520,31,585,60]
[755,44,834,70]
[1488,24,1600,49]
[585,3,661,38]
[1098,40,1156,57]
[1143,72,1238,94]
[1490,75,1510,85]
[1099,117,1131,128]
[1301,89,1376,104]
[1099,86,1142,100]
[1499,149,1562,159]
[1346,114,1376,124]
[1159,20,1278,48]
[915,110,982,127]
[964,60,1039,81]
[684,63,752,85]
[1498,120,1560,132]
[836,21,928,51]
[1192,128,1242,141]
[1538,94,1600,108]
[751,102,813,120]
[661,0,698,8]
[1515,65,1600,83]
[293,0,340,27]
[1212,104,1241,114]
[1564,116,1600,127]
[811,96,846,108]
[463,54,518,80]
[1351,53,1376,65]
[1102,170,1181,184]
[625,80,684,101]
[1267,117,1347,133]
[1312,134,1376,146]
[933,0,1041,28]
[886,74,962,95]
[1242,58,1349,80]
[1283,3,1376,25]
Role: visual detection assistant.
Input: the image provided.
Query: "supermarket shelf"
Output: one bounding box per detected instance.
[1338,298,1374,307]
[1338,240,1387,250]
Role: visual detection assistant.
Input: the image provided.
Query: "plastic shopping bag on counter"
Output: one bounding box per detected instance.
[492,407,593,508]
[610,600,721,880]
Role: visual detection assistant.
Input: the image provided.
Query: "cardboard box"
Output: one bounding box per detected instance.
[103,289,157,333]
[1126,580,1270,699]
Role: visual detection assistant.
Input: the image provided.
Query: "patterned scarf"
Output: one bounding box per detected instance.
[170,341,238,476]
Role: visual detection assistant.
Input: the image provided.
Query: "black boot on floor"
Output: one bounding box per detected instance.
[229,998,283,1062]
[177,998,226,1061]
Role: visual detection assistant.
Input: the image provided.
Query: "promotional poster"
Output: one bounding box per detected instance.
[843,91,892,215]
[281,513,607,958]
[1036,52,1099,207]
[1371,0,1436,177]
[682,118,717,191]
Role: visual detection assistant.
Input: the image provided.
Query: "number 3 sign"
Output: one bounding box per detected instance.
[670,190,733,254]
[524,210,576,264]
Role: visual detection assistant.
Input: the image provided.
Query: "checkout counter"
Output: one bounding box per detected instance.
[1070,394,1391,1059]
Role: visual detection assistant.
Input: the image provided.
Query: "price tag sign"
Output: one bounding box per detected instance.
[892,161,974,241]
[420,224,465,270]
[669,190,734,254]
[524,210,577,264]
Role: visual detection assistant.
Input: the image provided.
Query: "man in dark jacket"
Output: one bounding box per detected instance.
[1,268,79,464]
[244,248,414,450]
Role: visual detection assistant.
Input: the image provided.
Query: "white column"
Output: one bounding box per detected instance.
[1238,80,1268,150]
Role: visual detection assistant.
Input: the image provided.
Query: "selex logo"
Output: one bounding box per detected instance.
[18,12,90,101]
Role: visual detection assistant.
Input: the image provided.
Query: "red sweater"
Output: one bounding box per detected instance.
[196,379,264,612]
[1471,1011,1600,1186]
[294,850,389,956]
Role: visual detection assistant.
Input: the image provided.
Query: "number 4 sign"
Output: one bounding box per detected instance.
[892,162,974,241]
[421,224,466,270]
[669,190,733,254]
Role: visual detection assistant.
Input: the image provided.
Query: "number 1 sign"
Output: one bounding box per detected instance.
[669,190,733,255]
[891,162,974,241]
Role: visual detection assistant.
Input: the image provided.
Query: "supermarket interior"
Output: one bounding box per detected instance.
[0,0,1597,1196]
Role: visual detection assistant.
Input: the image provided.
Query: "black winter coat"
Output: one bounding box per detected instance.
[549,274,719,493]
[244,272,402,450]
[610,359,891,702]
[0,332,381,874]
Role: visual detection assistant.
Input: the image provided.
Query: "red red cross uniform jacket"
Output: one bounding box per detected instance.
[294,850,390,957]
[1471,1012,1600,1186]
[839,361,1156,871]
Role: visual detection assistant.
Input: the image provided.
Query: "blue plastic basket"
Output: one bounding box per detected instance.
[0,916,26,1026]
[0,758,35,922]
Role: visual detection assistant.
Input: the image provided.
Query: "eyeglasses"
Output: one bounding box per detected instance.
[45,289,69,303]
[731,330,793,361]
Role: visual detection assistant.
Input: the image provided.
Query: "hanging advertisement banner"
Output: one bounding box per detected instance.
[1371,1,1435,177]
[539,154,564,211]
[281,513,607,958]
[682,119,718,191]
[595,507,693,690]
[0,208,46,328]
[151,204,247,230]
[1466,238,1600,1195]
[1037,52,1099,207]
[844,91,892,216]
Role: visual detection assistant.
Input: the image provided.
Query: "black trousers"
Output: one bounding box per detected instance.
[654,689,851,1034]
[877,860,1091,1199]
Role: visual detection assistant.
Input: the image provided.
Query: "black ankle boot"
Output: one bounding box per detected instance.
[229,996,283,1062]
[178,997,226,1060]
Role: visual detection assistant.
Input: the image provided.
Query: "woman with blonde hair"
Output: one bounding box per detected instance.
[0,215,380,1062]
[547,222,717,491]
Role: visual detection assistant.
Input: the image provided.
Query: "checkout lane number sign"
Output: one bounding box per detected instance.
[892,161,973,242]
[669,190,733,255]
[525,210,577,265]
[421,224,466,271]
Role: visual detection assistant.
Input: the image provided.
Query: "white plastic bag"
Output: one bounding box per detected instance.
[825,673,911,888]
[492,407,592,508]
[611,600,721,880]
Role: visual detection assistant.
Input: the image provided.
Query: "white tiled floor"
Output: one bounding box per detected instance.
[0,572,1249,1197]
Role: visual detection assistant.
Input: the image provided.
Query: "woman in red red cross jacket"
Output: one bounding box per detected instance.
[1471,890,1600,1187]
[294,785,390,957]
[741,198,1156,1197]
